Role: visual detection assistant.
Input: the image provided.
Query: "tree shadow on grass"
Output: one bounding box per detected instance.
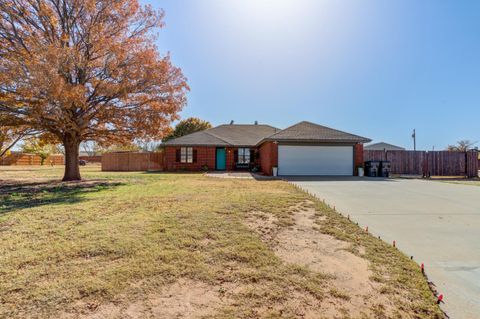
[0,180,123,215]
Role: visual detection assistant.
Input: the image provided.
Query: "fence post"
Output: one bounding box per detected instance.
[465,152,468,177]
[423,151,430,177]
[466,150,479,178]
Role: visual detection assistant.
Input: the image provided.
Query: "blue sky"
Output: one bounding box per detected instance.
[143,0,479,150]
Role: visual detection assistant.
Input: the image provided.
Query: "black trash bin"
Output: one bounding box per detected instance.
[379,161,391,178]
[364,161,380,177]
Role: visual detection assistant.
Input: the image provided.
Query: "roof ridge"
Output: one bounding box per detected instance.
[302,121,369,140]
[369,141,392,145]
[202,129,233,145]
[265,121,302,138]
[216,123,278,128]
[261,121,371,143]
[366,142,405,148]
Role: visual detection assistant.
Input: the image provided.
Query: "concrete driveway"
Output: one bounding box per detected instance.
[288,177,480,319]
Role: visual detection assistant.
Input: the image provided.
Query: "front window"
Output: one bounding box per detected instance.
[238,148,250,164]
[181,147,193,163]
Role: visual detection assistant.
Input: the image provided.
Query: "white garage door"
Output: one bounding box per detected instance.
[278,145,353,176]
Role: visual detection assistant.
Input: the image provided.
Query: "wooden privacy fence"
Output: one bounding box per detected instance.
[364,150,479,177]
[0,153,64,166]
[102,152,163,171]
[79,155,102,163]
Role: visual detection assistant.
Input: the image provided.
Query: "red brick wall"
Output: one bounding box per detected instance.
[258,142,278,176]
[354,143,364,176]
[226,147,235,171]
[164,146,216,171]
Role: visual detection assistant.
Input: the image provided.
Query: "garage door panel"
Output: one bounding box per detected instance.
[278,145,353,176]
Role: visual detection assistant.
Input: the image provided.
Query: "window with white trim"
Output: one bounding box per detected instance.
[238,148,250,164]
[181,147,193,163]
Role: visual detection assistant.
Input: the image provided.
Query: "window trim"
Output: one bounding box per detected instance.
[237,148,251,164]
[180,147,193,163]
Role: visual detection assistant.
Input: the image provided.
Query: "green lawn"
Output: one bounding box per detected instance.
[0,166,443,318]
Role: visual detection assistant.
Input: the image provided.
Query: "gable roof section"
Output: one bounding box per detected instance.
[263,121,371,143]
[208,124,280,146]
[163,130,230,146]
[163,124,280,147]
[364,142,405,151]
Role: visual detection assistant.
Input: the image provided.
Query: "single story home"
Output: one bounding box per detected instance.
[364,142,405,151]
[162,121,371,176]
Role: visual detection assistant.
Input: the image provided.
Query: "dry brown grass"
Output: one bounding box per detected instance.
[0,166,443,318]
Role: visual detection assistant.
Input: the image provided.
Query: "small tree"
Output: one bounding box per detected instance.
[0,0,188,180]
[163,118,212,142]
[137,140,161,152]
[21,137,58,165]
[81,142,99,157]
[447,140,477,152]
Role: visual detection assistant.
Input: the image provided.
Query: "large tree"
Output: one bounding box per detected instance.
[163,117,212,142]
[0,0,188,180]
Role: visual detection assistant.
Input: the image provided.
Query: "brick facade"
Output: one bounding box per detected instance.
[258,141,278,176]
[226,147,235,171]
[164,145,274,174]
[353,143,364,176]
[164,142,363,176]
[164,146,216,171]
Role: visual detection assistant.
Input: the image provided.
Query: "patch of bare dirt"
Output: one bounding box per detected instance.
[247,201,397,318]
[60,279,232,319]
[246,211,279,245]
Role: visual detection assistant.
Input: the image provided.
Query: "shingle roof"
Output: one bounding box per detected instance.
[164,121,370,146]
[364,142,405,151]
[263,121,371,143]
[163,130,230,146]
[164,124,280,147]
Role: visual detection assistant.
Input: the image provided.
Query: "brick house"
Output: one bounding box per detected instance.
[163,121,371,176]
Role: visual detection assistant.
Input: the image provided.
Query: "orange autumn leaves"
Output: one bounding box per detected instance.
[0,0,188,179]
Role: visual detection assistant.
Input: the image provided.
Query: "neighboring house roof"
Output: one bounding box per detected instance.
[163,124,280,147]
[263,121,371,144]
[364,142,405,151]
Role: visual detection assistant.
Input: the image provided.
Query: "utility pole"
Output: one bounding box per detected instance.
[412,129,416,151]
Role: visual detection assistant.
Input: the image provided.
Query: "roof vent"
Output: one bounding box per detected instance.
[230,120,234,125]
[254,121,258,125]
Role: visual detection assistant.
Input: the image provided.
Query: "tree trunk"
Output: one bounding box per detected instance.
[63,135,81,181]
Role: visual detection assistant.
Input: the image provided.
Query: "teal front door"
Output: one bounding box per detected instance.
[216,148,226,170]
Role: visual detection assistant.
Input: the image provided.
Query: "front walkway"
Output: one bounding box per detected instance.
[205,171,255,179]
[205,171,279,180]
